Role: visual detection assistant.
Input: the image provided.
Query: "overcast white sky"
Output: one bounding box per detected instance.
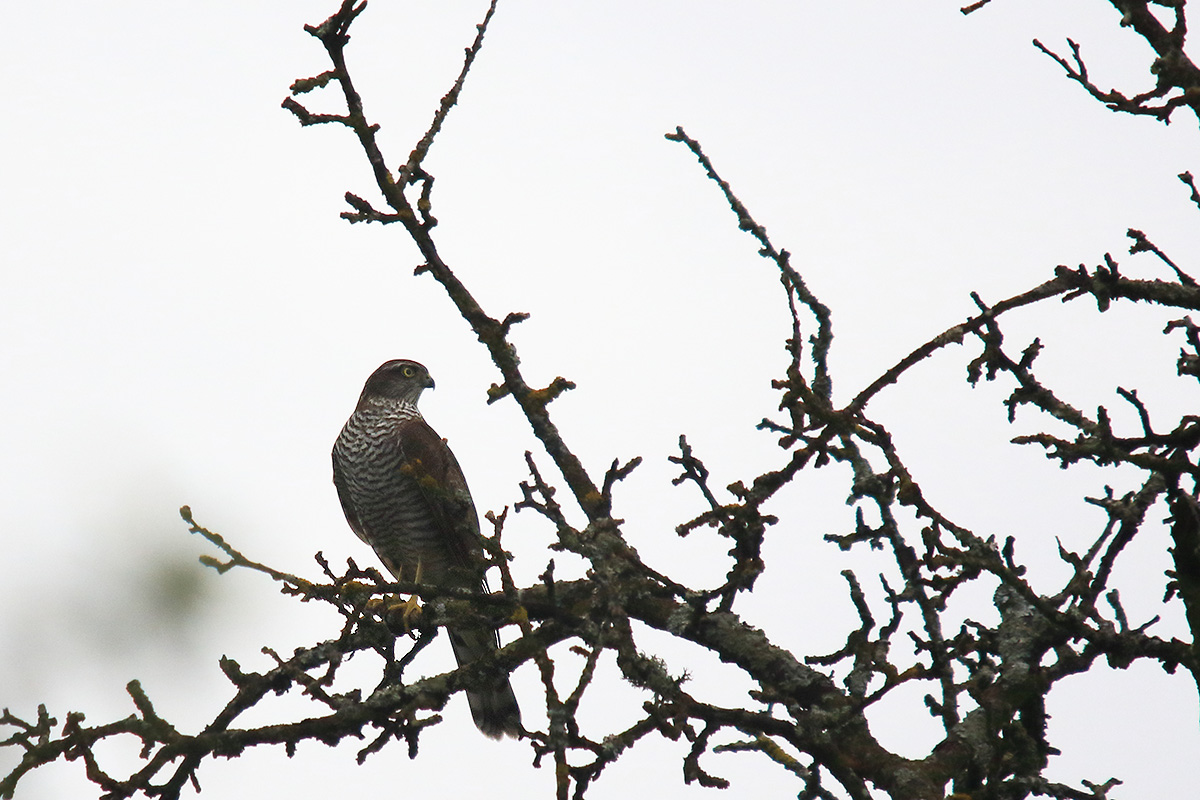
[2,1,1198,798]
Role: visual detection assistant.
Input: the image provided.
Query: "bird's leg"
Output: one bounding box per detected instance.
[380,560,424,637]
[399,559,424,629]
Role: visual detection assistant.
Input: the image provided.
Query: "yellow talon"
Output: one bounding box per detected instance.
[393,593,423,634]
[380,560,423,636]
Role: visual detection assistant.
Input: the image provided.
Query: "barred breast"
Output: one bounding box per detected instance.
[332,399,455,584]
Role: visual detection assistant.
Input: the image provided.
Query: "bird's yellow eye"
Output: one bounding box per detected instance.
[402,366,416,378]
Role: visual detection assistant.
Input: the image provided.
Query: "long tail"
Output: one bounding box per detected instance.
[447,626,522,739]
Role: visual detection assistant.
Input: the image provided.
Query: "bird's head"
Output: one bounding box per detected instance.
[359,359,436,406]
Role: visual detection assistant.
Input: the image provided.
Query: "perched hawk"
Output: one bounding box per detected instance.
[332,359,521,739]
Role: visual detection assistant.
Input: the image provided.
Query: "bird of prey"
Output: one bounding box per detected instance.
[332,359,522,739]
